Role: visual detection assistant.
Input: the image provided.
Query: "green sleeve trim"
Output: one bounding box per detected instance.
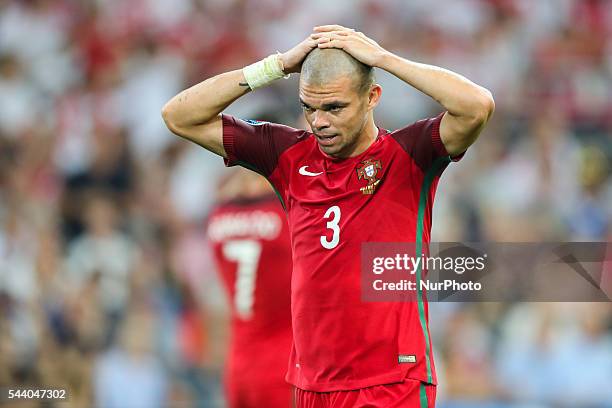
[415,155,451,383]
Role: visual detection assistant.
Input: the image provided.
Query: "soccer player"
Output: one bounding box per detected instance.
[163,25,494,407]
[207,168,293,408]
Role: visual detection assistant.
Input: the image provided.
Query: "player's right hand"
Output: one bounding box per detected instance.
[279,37,317,74]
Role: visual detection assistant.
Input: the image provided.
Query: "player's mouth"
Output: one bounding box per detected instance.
[315,133,339,146]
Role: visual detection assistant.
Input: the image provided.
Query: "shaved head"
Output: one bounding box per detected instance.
[301,48,374,94]
[298,48,382,158]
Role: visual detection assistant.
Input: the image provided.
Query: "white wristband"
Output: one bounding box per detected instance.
[242,53,289,90]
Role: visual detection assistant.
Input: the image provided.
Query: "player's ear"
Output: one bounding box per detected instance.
[367,84,382,111]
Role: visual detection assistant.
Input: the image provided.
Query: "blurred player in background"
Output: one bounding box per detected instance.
[207,168,293,408]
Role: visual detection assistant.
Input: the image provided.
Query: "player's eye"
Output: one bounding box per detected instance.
[329,106,343,113]
[301,104,315,113]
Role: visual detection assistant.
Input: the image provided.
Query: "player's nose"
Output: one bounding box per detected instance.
[312,111,330,130]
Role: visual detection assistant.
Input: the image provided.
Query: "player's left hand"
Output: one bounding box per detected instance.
[311,25,389,67]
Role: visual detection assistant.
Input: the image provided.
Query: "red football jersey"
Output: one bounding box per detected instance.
[207,194,293,397]
[222,113,462,392]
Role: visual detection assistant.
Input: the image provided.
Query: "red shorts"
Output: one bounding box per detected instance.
[226,374,292,408]
[294,380,436,408]
[225,333,293,408]
[225,381,293,408]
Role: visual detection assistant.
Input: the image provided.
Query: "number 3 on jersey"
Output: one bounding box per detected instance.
[320,205,341,250]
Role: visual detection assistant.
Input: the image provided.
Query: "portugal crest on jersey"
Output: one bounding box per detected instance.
[356,158,382,195]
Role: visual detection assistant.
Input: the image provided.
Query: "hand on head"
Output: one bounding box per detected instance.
[279,37,318,74]
[279,25,388,75]
[310,25,388,68]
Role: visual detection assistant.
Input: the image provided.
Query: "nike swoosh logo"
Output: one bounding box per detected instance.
[299,166,323,177]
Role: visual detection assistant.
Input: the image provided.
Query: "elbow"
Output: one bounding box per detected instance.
[475,88,495,123]
[161,102,171,123]
[450,88,495,129]
[161,101,174,127]
[161,101,181,134]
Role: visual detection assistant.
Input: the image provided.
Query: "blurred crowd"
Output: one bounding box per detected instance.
[0,0,610,407]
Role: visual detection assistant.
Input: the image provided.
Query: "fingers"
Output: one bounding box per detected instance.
[313,25,354,33]
[311,31,354,47]
[310,31,350,41]
[313,30,361,44]
[304,37,318,48]
[313,33,346,47]
[316,39,345,49]
[296,37,318,54]
[310,27,371,52]
[311,27,370,46]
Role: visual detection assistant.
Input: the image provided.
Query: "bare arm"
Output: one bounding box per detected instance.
[376,55,495,156]
[313,25,495,156]
[161,70,249,157]
[161,37,317,157]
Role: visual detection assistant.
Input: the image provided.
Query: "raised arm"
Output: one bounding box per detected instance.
[375,55,494,157]
[312,25,495,157]
[161,38,317,157]
[161,70,248,157]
